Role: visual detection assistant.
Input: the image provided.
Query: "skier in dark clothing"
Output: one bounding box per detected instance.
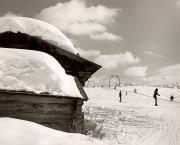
[170,95,174,101]
[153,88,160,106]
[119,91,122,102]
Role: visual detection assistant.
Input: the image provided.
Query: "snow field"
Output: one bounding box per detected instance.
[84,86,180,145]
[118,86,180,102]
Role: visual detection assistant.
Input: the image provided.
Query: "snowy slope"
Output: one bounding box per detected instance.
[84,87,180,145]
[0,117,107,145]
[118,86,180,102]
[0,16,78,54]
[0,48,82,98]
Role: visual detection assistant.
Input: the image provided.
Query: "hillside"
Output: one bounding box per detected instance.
[84,86,180,145]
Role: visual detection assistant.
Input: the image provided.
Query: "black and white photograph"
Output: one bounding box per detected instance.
[0,0,179,145]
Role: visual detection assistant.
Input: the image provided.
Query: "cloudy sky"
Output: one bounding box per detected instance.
[0,0,180,82]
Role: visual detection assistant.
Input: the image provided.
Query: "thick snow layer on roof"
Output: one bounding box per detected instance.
[0,118,107,145]
[0,48,82,98]
[0,17,78,54]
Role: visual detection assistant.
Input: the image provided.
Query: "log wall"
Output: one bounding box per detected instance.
[0,90,84,133]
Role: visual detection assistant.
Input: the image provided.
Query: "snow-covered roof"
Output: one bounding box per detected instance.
[0,17,78,54]
[0,48,83,99]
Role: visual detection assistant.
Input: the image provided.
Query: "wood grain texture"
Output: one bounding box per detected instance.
[0,91,84,133]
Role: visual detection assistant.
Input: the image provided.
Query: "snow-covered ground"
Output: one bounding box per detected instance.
[84,86,180,145]
[0,118,107,145]
[0,86,179,145]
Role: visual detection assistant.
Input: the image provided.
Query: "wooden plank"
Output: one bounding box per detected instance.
[74,77,88,100]
[0,103,73,114]
[0,93,76,104]
[0,112,73,120]
[22,118,73,125]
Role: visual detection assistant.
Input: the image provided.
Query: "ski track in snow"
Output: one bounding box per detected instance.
[84,87,180,145]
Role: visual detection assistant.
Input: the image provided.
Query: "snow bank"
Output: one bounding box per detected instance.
[0,48,82,98]
[0,117,107,145]
[0,16,78,54]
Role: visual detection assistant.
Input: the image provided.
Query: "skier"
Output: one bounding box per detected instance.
[134,88,137,93]
[119,91,122,102]
[153,88,160,106]
[170,95,174,101]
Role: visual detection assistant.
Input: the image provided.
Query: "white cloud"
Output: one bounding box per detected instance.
[154,64,180,76]
[123,66,148,76]
[90,32,123,41]
[1,12,21,17]
[77,48,140,69]
[76,48,101,59]
[35,0,121,41]
[149,64,180,86]
[144,51,153,55]
[94,52,141,68]
[144,51,164,58]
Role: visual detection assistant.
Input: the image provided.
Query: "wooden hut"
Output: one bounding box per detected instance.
[0,31,101,133]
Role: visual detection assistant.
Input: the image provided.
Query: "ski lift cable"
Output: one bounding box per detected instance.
[114,88,180,104]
